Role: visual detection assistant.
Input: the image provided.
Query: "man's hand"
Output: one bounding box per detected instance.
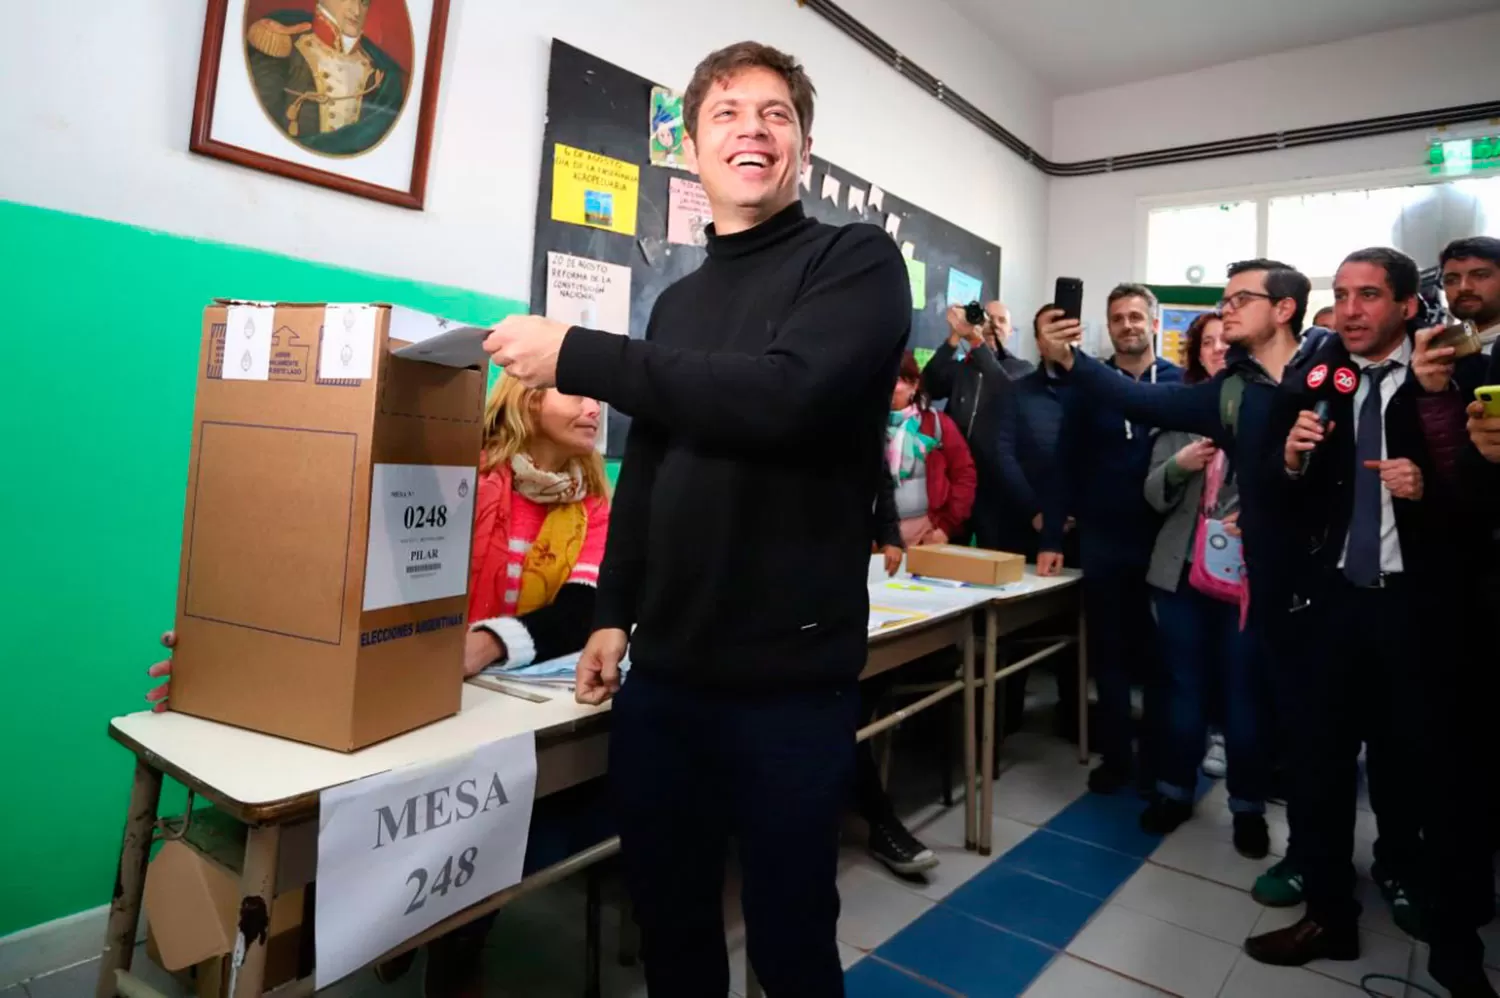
[576,628,627,706]
[1411,325,1456,394]
[1035,308,1082,370]
[146,631,174,713]
[1031,512,1044,533]
[924,527,949,546]
[1222,510,1241,538]
[945,305,971,346]
[881,545,904,577]
[1036,551,1064,577]
[482,315,570,388]
[1467,401,1500,463]
[1284,410,1332,472]
[463,629,505,678]
[1174,438,1219,474]
[1364,458,1423,500]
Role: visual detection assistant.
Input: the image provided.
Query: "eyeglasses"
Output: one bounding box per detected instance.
[1216,290,1282,314]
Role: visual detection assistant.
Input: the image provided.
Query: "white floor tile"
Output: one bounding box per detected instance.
[990,758,1090,827]
[1111,863,1265,944]
[1218,954,1368,997]
[1252,906,1415,991]
[1021,954,1171,996]
[833,863,935,951]
[838,941,864,970]
[1066,904,1239,998]
[1148,823,1272,892]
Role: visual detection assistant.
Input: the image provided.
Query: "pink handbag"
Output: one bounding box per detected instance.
[1187,452,1249,627]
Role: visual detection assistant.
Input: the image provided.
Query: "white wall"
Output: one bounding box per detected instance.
[0,0,1052,326]
[1045,10,1500,338]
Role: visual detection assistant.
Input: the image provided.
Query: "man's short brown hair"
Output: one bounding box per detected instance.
[682,42,816,141]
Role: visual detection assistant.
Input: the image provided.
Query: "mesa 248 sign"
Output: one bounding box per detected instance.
[314,732,538,988]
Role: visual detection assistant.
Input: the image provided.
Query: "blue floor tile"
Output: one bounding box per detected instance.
[992,829,1143,900]
[1045,792,1163,858]
[946,864,1101,949]
[878,907,1055,998]
[845,957,950,997]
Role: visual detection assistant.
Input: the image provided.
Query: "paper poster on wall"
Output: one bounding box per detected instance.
[913,347,935,369]
[314,732,538,989]
[885,214,902,240]
[901,241,916,260]
[821,174,841,203]
[946,268,984,308]
[551,143,640,236]
[667,177,712,247]
[648,87,687,168]
[906,259,927,309]
[363,464,478,612]
[869,186,885,212]
[1159,306,1209,367]
[848,187,866,214]
[545,252,631,336]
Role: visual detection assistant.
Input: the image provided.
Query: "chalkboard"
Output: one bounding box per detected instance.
[531,40,1003,456]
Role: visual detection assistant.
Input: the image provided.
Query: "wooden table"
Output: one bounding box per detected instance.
[97,564,1082,998]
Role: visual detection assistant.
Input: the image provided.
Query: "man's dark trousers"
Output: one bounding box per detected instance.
[611,672,859,997]
[1083,568,1161,776]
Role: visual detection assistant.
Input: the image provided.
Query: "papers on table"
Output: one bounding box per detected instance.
[869,605,926,634]
[480,650,631,690]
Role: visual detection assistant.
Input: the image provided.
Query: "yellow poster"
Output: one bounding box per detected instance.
[551,144,640,237]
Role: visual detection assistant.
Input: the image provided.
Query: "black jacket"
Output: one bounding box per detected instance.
[556,203,910,691]
[922,340,1034,480]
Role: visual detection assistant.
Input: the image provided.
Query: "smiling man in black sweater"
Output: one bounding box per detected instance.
[485,42,909,998]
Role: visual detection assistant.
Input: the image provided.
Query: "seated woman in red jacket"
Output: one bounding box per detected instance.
[147,373,610,998]
[858,350,976,878]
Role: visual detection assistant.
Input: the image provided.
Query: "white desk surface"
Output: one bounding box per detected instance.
[109,559,1082,809]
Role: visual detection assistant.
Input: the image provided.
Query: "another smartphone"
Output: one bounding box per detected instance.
[1432,320,1484,359]
[1478,385,1500,418]
[1054,277,1084,323]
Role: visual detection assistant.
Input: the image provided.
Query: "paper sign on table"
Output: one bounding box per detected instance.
[667,177,712,247]
[314,733,538,989]
[551,143,639,236]
[544,252,632,336]
[222,303,273,381]
[848,186,866,214]
[821,174,841,203]
[869,186,885,212]
[885,213,902,240]
[319,304,377,381]
[906,258,927,308]
[648,87,687,169]
[946,267,984,307]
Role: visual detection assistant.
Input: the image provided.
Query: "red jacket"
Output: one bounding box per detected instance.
[914,409,977,537]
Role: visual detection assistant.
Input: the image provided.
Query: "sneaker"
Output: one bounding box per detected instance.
[1140,797,1193,835]
[1252,858,1305,907]
[1088,761,1132,795]
[1372,865,1427,941]
[1233,814,1270,860]
[868,817,939,877]
[1201,733,1227,779]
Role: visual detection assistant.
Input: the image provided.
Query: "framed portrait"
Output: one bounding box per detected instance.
[191,0,452,209]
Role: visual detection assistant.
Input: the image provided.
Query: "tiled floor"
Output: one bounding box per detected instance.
[16,725,1500,997]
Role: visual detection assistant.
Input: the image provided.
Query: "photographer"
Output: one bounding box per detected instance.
[922,300,1034,553]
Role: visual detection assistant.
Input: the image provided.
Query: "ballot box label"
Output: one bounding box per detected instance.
[363,464,476,612]
[314,732,537,988]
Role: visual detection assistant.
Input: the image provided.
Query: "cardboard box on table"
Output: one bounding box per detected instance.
[906,545,1026,587]
[169,301,490,751]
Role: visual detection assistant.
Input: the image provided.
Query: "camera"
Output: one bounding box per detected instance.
[963,301,985,326]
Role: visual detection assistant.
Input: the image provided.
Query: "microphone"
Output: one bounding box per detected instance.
[1297,355,1356,474]
[1304,400,1332,475]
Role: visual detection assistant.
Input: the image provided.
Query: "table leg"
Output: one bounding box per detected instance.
[1077,594,1090,765]
[96,761,164,998]
[961,621,978,852]
[979,606,998,856]
[228,823,282,998]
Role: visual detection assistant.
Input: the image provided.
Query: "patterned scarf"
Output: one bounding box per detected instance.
[510,452,587,505]
[886,406,938,481]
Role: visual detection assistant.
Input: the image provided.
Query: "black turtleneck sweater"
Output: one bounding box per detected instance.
[555,202,911,690]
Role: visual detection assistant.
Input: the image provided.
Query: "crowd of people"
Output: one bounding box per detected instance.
[144,37,1500,998]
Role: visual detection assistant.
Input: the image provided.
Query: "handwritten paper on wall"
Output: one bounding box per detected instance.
[906,259,927,310]
[667,177,712,247]
[545,252,631,336]
[551,144,640,237]
[946,268,984,307]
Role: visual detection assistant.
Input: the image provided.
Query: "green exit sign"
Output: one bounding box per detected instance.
[1429,135,1500,175]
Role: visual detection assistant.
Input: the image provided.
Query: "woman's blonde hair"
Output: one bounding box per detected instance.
[480,374,610,498]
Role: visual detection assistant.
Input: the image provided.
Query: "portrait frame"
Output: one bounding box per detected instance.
[190,0,452,209]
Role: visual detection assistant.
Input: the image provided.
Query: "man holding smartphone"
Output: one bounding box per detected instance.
[1038,283,1181,795]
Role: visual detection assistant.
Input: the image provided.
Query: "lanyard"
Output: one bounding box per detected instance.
[1119,363,1156,440]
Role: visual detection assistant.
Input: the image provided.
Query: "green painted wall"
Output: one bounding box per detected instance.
[0,201,543,936]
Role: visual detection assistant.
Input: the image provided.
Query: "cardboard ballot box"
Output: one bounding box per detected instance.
[170,302,489,750]
[906,545,1026,587]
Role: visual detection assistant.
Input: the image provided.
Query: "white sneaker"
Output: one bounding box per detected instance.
[1201,733,1227,779]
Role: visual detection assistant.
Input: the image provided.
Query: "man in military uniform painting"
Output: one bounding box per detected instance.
[246,0,410,156]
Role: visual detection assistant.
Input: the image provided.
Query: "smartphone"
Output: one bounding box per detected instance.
[1478,386,1500,418]
[1054,277,1084,323]
[1432,321,1483,359]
